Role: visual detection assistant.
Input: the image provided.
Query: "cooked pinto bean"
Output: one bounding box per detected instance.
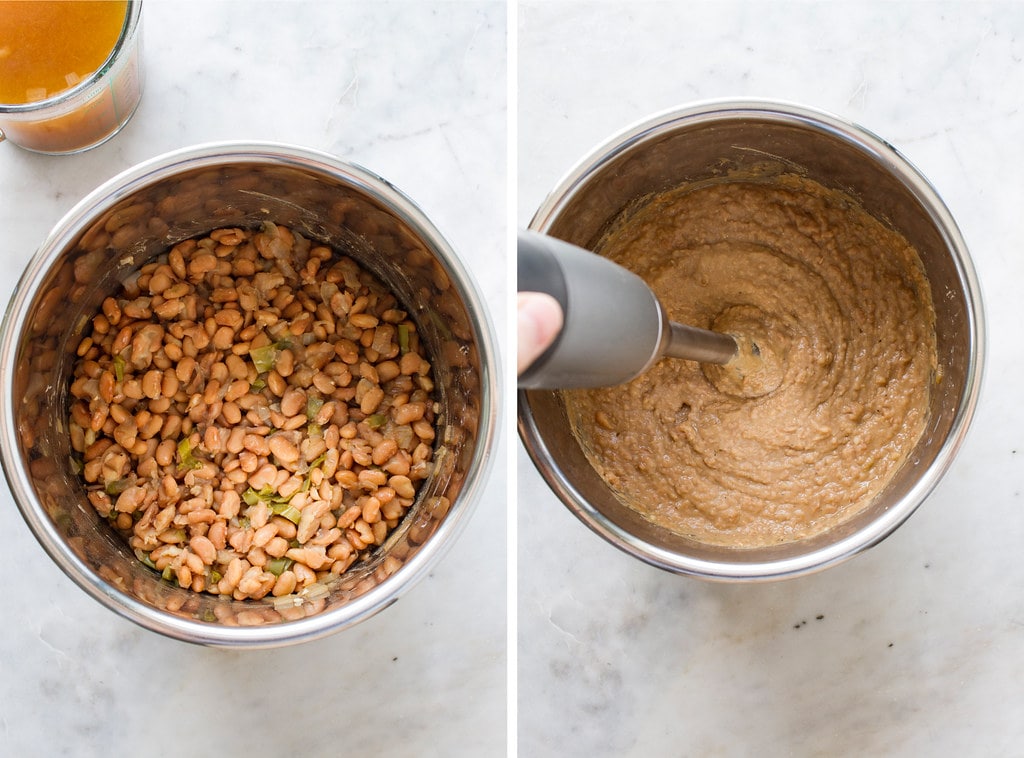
[69,224,437,600]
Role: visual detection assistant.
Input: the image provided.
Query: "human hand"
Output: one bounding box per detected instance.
[517,291,563,375]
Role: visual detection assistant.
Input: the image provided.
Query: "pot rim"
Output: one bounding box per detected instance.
[520,98,985,581]
[0,141,500,645]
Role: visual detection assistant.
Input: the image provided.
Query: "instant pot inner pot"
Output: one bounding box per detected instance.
[527,117,974,566]
[13,161,484,625]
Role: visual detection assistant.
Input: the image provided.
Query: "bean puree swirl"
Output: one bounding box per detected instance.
[565,175,937,547]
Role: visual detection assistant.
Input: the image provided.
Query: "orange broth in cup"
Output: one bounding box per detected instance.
[0,1,142,153]
[0,1,128,105]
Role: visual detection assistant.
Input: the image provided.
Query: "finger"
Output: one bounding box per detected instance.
[517,291,564,375]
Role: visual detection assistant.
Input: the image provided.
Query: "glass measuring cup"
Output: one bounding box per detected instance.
[0,1,144,155]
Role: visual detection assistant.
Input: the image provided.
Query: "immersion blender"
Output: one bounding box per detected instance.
[518,230,738,389]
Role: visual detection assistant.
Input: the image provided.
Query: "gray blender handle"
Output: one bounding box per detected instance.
[517,230,667,389]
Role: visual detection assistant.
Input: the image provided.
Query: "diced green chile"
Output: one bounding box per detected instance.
[177,438,203,470]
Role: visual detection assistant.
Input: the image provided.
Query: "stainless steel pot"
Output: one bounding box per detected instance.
[519,100,984,580]
[0,142,498,645]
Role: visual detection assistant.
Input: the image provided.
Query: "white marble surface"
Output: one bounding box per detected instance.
[0,3,506,757]
[518,2,1024,756]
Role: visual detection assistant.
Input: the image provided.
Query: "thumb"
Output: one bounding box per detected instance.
[517,292,564,375]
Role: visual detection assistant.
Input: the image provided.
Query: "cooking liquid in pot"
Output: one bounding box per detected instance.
[565,174,938,548]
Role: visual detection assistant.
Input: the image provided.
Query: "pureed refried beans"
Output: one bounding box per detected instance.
[565,173,937,548]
